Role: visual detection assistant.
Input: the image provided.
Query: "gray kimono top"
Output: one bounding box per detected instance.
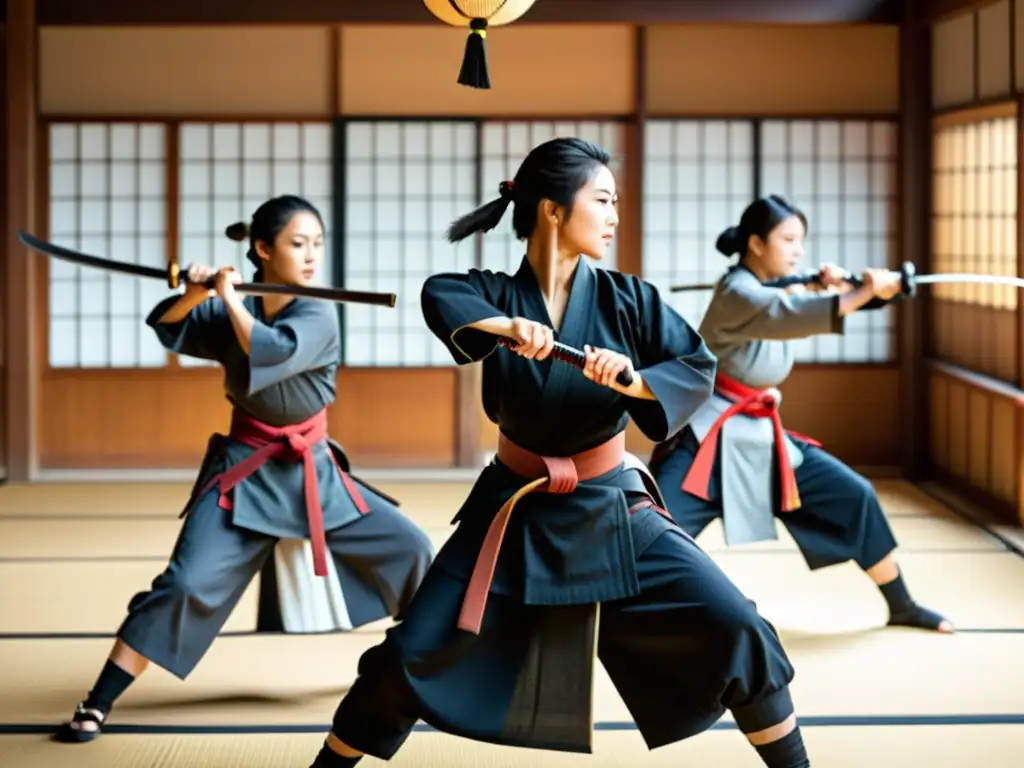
[687,264,844,545]
[146,294,365,539]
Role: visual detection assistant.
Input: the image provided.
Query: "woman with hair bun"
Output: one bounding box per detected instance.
[649,194,952,635]
[53,194,435,744]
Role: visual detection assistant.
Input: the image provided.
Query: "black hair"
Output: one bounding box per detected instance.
[225,194,324,281]
[715,195,808,258]
[446,137,612,243]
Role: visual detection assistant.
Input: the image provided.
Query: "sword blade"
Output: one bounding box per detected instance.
[19,230,170,282]
[913,273,1024,289]
[19,230,397,308]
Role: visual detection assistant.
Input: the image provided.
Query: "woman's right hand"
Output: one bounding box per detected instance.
[506,317,555,361]
[184,264,218,297]
[863,268,903,300]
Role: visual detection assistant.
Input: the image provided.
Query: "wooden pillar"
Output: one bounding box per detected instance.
[4,0,37,482]
[898,0,933,483]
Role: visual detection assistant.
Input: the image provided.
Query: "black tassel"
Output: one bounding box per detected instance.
[457,18,490,89]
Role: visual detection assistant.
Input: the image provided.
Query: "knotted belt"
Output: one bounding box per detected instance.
[681,372,821,512]
[458,430,670,635]
[196,408,369,577]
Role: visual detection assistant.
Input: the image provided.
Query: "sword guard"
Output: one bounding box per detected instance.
[898,261,917,297]
[168,261,181,290]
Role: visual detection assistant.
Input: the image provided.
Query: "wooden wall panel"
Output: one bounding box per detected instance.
[39,27,334,115]
[339,25,634,116]
[38,368,456,469]
[931,302,1018,381]
[646,25,899,114]
[978,0,1013,98]
[928,363,1022,522]
[932,13,977,108]
[478,366,900,470]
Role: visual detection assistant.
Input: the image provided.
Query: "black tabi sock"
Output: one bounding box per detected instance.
[310,744,362,768]
[879,572,947,630]
[754,726,811,768]
[82,659,136,715]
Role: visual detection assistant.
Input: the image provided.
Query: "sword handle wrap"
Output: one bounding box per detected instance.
[496,336,634,387]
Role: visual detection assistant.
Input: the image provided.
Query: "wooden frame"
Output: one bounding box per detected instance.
[32,0,896,26]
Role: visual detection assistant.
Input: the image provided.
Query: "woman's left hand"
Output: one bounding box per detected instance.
[583,345,639,395]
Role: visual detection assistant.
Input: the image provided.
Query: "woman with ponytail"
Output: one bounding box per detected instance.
[310,140,812,768]
[649,194,952,634]
[54,194,434,744]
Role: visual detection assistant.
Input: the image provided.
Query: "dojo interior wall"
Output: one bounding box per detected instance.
[31,22,900,472]
[929,0,1024,525]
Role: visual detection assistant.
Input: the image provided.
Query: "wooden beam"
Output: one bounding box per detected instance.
[4,0,35,482]
[36,0,897,26]
[926,0,1001,23]
[899,0,932,482]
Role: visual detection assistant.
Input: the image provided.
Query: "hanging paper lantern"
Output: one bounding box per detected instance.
[422,0,538,89]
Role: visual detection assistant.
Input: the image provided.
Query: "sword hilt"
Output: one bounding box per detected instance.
[763,260,917,298]
[496,337,634,387]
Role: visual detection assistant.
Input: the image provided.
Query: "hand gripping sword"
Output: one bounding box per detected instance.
[667,261,1023,297]
[17,230,397,308]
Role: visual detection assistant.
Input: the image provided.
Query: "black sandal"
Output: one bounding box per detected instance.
[53,702,108,743]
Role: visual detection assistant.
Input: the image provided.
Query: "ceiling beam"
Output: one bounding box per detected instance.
[36,0,898,26]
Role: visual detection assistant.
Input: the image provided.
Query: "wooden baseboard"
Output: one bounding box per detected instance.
[916,480,1024,557]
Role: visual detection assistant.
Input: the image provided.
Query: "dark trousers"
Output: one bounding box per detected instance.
[328,503,798,759]
[651,428,898,571]
[117,486,434,679]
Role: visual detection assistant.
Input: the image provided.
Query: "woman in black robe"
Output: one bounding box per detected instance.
[309,141,811,768]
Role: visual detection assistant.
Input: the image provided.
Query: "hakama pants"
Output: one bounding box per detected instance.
[652,427,898,571]
[327,491,797,758]
[116,484,434,679]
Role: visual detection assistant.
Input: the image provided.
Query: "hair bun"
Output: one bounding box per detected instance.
[225,221,250,242]
[715,226,743,257]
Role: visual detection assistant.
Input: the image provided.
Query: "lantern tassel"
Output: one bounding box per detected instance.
[458,18,490,89]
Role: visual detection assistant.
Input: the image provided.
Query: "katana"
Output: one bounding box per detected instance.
[667,261,1024,298]
[17,230,397,308]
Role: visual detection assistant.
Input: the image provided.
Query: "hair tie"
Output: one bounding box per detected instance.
[499,180,514,199]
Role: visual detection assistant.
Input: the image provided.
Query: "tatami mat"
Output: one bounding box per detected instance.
[0,479,1021,767]
[3,726,1023,768]
[0,631,1020,727]
[0,481,473,528]
[0,511,991,562]
[1,548,1017,635]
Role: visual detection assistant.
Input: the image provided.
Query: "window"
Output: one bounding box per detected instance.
[760,120,899,363]
[177,121,334,367]
[479,120,625,274]
[342,120,478,367]
[47,122,170,368]
[642,119,756,329]
[932,116,1017,310]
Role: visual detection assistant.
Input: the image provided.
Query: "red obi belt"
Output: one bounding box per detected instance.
[196,409,370,577]
[681,373,821,512]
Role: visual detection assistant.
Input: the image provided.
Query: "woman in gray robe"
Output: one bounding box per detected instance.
[55,194,435,743]
[650,195,953,634]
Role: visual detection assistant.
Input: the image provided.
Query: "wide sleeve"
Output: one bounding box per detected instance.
[624,280,718,443]
[145,294,227,361]
[247,301,340,395]
[421,269,509,364]
[716,277,844,341]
